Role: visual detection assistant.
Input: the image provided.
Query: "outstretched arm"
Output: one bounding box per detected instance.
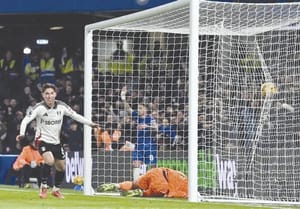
[63,103,99,128]
[69,112,99,128]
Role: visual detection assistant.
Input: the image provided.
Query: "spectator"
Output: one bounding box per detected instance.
[119,115,137,147]
[112,41,128,61]
[39,48,57,84]
[94,119,121,151]
[173,110,188,150]
[240,99,258,148]
[94,126,111,150]
[146,40,166,97]
[0,50,21,98]
[0,113,7,153]
[24,78,41,100]
[108,100,128,123]
[71,47,84,92]
[24,52,41,86]
[1,98,11,120]
[108,40,134,75]
[4,109,24,154]
[18,86,37,111]
[132,40,148,78]
[63,121,84,152]
[58,82,76,105]
[59,47,81,84]
[197,114,205,146]
[157,118,177,150]
[73,86,84,112]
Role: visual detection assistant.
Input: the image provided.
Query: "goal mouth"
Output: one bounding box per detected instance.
[84,0,300,204]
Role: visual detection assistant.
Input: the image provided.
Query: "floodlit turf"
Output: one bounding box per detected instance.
[0,185,298,209]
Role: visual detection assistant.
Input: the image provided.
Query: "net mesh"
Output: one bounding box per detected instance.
[86,0,300,202]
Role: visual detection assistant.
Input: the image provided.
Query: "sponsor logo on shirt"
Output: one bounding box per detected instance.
[40,118,62,125]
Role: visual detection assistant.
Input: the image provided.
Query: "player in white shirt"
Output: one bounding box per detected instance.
[16,83,98,199]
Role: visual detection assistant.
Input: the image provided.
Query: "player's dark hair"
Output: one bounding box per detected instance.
[42,83,57,93]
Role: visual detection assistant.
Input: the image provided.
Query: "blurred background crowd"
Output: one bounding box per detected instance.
[0,37,196,155]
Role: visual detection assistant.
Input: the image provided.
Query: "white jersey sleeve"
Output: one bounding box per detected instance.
[19,103,40,136]
[59,101,94,126]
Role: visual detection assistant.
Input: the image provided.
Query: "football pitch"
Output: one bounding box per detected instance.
[0,185,298,209]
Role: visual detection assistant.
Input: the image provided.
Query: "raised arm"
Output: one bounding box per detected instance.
[121,86,133,114]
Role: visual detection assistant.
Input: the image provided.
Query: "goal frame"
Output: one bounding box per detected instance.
[83,0,300,205]
[83,0,199,202]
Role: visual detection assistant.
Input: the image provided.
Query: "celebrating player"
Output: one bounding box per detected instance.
[16,83,99,199]
[97,167,188,198]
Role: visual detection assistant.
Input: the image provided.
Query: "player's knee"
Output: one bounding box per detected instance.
[44,160,55,166]
[55,161,65,171]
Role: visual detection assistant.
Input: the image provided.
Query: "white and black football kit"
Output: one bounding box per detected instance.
[19,100,93,158]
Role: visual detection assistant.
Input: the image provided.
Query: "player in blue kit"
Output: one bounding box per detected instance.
[121,86,158,180]
[132,104,158,164]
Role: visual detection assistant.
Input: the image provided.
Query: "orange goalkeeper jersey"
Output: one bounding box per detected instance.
[136,167,188,198]
[13,145,44,171]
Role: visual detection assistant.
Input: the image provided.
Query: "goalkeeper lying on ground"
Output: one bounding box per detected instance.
[97,167,188,198]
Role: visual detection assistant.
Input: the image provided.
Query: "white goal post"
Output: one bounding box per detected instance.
[84,0,300,204]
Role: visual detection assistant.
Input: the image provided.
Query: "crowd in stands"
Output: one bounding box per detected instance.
[1,37,298,160]
[92,38,193,152]
[0,37,212,155]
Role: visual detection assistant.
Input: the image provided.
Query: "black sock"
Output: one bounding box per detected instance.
[22,164,31,184]
[54,171,65,188]
[41,164,51,185]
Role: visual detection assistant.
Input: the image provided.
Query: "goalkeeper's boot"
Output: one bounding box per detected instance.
[51,187,65,199]
[97,183,118,192]
[39,184,48,199]
[121,189,143,197]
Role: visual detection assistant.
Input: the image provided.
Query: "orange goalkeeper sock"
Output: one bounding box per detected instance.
[119,181,133,191]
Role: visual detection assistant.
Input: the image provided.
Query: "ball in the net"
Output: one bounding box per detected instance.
[261,82,277,97]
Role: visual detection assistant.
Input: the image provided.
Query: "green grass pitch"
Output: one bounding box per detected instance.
[0,185,298,209]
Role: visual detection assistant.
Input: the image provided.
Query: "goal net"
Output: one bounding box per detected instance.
[84,0,300,204]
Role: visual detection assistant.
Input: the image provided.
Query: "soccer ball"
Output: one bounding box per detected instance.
[73,175,84,185]
[261,82,277,97]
